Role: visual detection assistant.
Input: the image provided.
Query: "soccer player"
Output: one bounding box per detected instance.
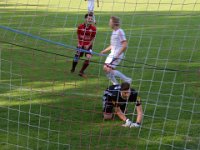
[71,13,97,78]
[86,0,96,24]
[102,82,143,128]
[101,16,132,85]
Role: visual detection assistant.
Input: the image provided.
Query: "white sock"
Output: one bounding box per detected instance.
[93,15,96,23]
[112,70,132,84]
[88,0,96,23]
[88,0,95,12]
[106,73,118,85]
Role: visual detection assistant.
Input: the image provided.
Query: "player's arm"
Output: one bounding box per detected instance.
[135,96,143,124]
[129,96,143,128]
[77,26,81,39]
[116,40,127,58]
[126,104,143,128]
[115,106,127,121]
[136,104,143,124]
[77,25,83,47]
[116,29,127,58]
[101,45,112,54]
[115,106,135,128]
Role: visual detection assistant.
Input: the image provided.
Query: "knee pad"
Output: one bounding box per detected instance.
[103,113,113,120]
[103,104,113,114]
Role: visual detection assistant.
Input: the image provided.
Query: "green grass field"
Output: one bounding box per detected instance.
[0,0,200,149]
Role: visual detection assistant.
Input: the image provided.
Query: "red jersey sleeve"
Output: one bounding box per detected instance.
[91,26,97,39]
[77,24,82,40]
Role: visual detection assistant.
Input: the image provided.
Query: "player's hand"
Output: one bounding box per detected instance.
[130,122,141,128]
[100,50,106,56]
[89,49,93,54]
[100,50,105,54]
[122,119,132,127]
[77,44,82,48]
[84,45,90,50]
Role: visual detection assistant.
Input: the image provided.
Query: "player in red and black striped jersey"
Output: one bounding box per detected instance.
[102,82,143,128]
[71,13,97,78]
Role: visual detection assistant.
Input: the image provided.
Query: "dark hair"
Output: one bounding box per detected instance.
[85,13,93,19]
[120,82,130,91]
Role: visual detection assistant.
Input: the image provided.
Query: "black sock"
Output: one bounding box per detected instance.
[72,61,78,70]
[71,54,79,70]
[80,60,89,73]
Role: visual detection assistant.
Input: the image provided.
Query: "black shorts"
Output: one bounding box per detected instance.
[102,95,127,114]
[76,46,92,57]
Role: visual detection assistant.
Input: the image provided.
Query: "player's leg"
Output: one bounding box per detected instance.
[112,70,132,84]
[71,51,83,73]
[104,55,119,85]
[103,65,118,85]
[109,58,132,84]
[88,0,95,12]
[102,95,113,120]
[87,0,96,24]
[103,112,113,120]
[79,53,92,77]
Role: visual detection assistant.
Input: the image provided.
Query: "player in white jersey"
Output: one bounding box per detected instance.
[101,16,132,85]
[86,0,96,24]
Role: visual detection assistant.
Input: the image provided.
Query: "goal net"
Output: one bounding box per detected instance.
[0,0,200,149]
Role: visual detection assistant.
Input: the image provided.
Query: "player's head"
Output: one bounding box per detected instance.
[120,82,131,99]
[85,13,93,25]
[109,16,120,29]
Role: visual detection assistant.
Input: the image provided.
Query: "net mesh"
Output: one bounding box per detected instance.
[0,0,200,149]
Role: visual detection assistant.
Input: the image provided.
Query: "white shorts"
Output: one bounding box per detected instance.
[104,54,123,69]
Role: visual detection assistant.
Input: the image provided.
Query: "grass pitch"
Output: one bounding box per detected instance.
[0,0,200,149]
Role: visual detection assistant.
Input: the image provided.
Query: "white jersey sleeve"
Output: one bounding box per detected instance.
[118,29,126,42]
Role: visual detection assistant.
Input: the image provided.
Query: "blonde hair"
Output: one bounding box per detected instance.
[110,16,120,26]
